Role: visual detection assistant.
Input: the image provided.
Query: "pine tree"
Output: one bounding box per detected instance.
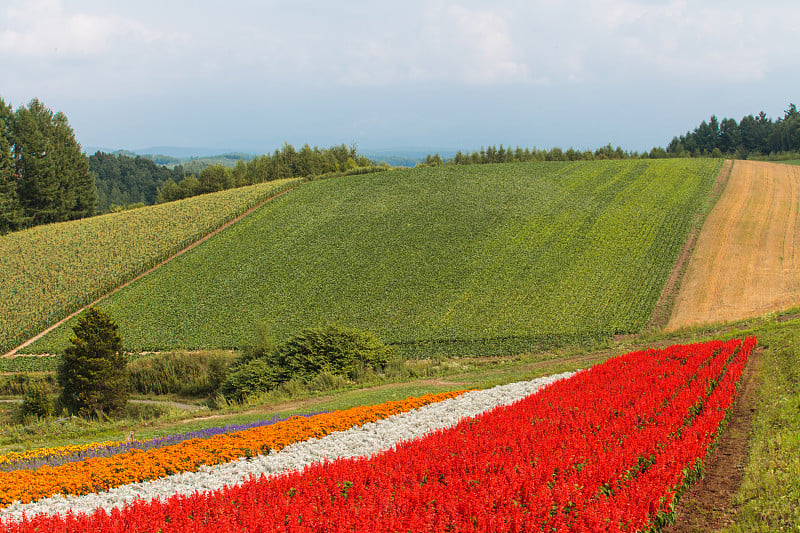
[57,308,128,418]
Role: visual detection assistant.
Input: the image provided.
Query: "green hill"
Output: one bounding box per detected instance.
[24,159,722,356]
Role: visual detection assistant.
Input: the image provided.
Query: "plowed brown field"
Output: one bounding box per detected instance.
[666,160,800,330]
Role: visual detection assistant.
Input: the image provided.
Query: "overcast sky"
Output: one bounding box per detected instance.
[1,0,798,155]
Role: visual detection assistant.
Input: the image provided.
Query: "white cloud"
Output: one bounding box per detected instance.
[1,0,143,59]
[436,4,531,85]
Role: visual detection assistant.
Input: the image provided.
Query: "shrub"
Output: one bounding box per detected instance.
[19,382,53,420]
[127,351,235,397]
[220,324,394,402]
[57,308,128,418]
[275,324,394,380]
[219,359,283,402]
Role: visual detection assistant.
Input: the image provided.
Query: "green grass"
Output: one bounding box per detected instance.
[27,159,722,356]
[723,318,800,532]
[641,310,800,532]
[0,178,299,355]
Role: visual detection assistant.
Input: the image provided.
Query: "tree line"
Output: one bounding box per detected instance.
[1,98,96,234]
[666,104,800,158]
[422,103,799,166]
[420,143,647,167]
[154,143,377,203]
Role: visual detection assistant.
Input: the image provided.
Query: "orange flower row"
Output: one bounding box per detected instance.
[0,390,466,508]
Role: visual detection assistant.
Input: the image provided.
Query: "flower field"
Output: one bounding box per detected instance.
[0,391,466,508]
[0,338,753,532]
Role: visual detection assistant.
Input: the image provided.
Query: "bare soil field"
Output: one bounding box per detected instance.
[667,160,800,331]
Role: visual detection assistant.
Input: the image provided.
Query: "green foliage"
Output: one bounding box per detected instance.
[126,351,235,397]
[30,160,721,356]
[219,358,283,402]
[19,381,53,420]
[273,324,394,381]
[89,151,187,212]
[0,372,56,396]
[4,98,95,230]
[1,178,298,355]
[220,324,394,402]
[155,143,377,204]
[57,308,128,418]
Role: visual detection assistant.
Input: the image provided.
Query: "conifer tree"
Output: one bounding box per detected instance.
[0,98,20,233]
[58,308,128,418]
[8,98,95,228]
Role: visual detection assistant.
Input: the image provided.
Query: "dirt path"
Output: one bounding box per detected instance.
[663,346,760,532]
[667,161,800,331]
[3,187,294,357]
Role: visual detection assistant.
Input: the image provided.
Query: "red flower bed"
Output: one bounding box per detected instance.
[1,338,754,532]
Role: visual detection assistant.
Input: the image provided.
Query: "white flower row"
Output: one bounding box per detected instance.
[1,371,575,523]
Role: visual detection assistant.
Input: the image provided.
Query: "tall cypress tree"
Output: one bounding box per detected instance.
[58,308,128,418]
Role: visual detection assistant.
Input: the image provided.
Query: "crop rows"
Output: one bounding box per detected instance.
[28,160,721,355]
[0,179,298,354]
[0,338,754,531]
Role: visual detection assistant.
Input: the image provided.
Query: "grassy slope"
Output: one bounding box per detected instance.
[28,159,721,355]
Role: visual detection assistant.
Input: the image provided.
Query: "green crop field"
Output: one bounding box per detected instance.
[0,178,298,354]
[27,159,722,356]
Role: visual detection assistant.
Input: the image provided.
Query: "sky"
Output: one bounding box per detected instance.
[1,0,798,155]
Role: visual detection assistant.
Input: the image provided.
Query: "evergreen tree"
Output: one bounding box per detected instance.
[11,99,61,225]
[0,98,20,233]
[53,111,96,219]
[57,308,128,418]
[9,98,94,227]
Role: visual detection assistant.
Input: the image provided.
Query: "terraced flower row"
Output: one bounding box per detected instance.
[0,413,325,472]
[0,338,753,532]
[0,391,465,508]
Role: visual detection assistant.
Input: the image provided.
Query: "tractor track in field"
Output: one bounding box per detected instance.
[3,187,295,358]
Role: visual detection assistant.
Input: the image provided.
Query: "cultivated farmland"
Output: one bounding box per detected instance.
[667,160,800,330]
[0,179,298,355]
[26,159,722,355]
